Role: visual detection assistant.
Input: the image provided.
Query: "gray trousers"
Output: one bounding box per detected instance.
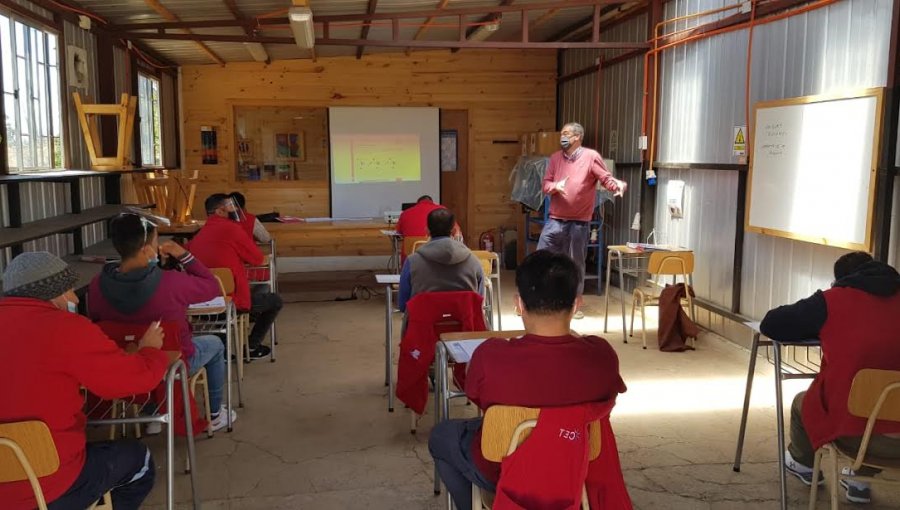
[429,418,496,510]
[537,218,590,295]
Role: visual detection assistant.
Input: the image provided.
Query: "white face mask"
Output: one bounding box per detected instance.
[66,300,78,314]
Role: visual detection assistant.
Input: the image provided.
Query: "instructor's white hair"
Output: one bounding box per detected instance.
[562,122,585,139]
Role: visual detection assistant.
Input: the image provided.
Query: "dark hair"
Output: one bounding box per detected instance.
[230,192,246,209]
[516,250,579,315]
[205,193,230,214]
[834,251,873,280]
[427,207,454,238]
[110,213,157,259]
[417,195,433,203]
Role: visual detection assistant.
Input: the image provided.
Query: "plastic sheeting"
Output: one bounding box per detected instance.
[510,156,550,211]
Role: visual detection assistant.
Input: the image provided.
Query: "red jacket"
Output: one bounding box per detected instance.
[396,200,445,239]
[493,401,632,510]
[188,215,264,310]
[0,298,169,509]
[804,288,900,449]
[396,291,486,414]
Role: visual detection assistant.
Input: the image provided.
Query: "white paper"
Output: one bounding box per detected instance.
[375,274,400,284]
[189,296,226,309]
[445,339,487,363]
[380,230,400,236]
[667,179,685,219]
[745,321,762,333]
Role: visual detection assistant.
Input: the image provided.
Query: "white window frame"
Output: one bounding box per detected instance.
[137,72,162,168]
[0,13,63,173]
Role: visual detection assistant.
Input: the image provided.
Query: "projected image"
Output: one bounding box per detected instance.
[332,134,421,184]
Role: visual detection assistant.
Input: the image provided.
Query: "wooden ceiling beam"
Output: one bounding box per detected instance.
[113,30,650,50]
[356,0,378,60]
[406,0,450,55]
[222,0,269,62]
[143,0,225,65]
[450,0,514,53]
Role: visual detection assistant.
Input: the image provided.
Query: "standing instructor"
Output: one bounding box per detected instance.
[539,122,626,318]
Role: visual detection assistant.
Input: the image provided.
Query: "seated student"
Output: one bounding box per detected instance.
[761,252,900,504]
[230,191,272,243]
[87,213,235,432]
[428,250,627,509]
[396,195,463,262]
[189,194,282,359]
[398,207,483,313]
[0,252,168,510]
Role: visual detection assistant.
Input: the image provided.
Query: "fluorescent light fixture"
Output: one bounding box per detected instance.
[243,42,269,62]
[468,15,501,42]
[289,6,315,49]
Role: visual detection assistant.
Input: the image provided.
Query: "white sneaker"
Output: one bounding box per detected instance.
[784,450,823,486]
[145,422,162,435]
[208,406,237,433]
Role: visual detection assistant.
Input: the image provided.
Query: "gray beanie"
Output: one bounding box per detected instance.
[2,251,78,301]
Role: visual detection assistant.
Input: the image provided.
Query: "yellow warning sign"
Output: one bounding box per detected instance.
[733,126,747,156]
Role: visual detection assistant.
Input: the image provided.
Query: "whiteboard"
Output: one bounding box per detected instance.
[746,89,884,251]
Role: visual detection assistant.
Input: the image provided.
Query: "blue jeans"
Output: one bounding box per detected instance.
[188,335,225,412]
[537,217,590,294]
[49,440,154,510]
[429,418,496,510]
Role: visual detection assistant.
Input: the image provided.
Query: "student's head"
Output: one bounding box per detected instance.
[561,122,584,151]
[427,208,454,238]
[834,251,874,281]
[2,251,79,311]
[109,213,159,265]
[229,192,247,209]
[205,193,236,218]
[514,250,581,320]
[417,195,433,203]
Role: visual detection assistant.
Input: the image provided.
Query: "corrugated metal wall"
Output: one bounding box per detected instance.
[740,0,893,318]
[558,14,647,249]
[63,20,99,170]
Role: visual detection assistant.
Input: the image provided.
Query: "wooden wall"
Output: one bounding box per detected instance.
[180,50,556,251]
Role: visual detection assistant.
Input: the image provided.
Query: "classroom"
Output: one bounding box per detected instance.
[0,0,899,509]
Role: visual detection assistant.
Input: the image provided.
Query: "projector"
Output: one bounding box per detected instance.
[384,211,402,224]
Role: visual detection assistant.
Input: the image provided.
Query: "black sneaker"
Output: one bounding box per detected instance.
[248,345,271,360]
[840,468,872,504]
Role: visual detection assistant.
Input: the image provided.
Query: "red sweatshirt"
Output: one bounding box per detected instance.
[465,334,626,483]
[188,215,264,310]
[0,298,169,509]
[541,148,622,222]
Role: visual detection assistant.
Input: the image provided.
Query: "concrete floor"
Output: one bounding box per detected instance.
[139,272,900,509]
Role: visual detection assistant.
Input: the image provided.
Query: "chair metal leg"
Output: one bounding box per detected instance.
[629,294,636,337]
[472,484,482,509]
[640,297,648,350]
[829,447,839,509]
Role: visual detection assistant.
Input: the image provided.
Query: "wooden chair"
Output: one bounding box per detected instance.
[0,421,114,510]
[210,268,249,381]
[472,250,502,330]
[629,251,696,349]
[403,236,429,258]
[809,369,900,509]
[472,406,601,509]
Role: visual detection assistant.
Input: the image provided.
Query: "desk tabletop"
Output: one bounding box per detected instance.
[607,244,691,254]
[376,274,400,284]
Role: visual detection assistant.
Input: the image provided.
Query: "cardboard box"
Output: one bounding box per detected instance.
[534,131,558,156]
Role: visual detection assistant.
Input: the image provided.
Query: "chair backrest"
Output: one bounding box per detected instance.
[403,236,429,257]
[848,369,900,422]
[471,250,499,277]
[481,405,601,463]
[648,251,694,276]
[0,421,59,483]
[211,268,235,294]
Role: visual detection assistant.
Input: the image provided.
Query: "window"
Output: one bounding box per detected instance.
[0,15,63,172]
[138,73,162,167]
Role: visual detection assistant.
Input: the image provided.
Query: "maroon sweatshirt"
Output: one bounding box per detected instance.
[465,333,627,483]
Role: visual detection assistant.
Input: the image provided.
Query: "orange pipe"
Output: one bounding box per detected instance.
[642,0,840,171]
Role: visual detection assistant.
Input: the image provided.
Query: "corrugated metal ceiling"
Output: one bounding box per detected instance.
[68,0,646,64]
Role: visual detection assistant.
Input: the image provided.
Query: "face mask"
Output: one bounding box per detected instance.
[66,300,78,314]
[228,211,240,221]
[149,256,160,267]
[560,136,571,149]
